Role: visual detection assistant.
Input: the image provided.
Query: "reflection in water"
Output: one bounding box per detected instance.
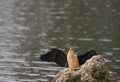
[0,0,120,81]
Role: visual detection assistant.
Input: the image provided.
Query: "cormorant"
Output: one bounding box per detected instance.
[40,47,97,68]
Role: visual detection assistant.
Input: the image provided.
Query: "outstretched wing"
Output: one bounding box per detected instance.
[40,48,67,67]
[77,49,97,65]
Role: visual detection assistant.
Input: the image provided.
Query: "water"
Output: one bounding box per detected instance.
[0,0,120,81]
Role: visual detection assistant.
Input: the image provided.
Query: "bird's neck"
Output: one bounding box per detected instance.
[67,47,79,68]
[68,48,74,57]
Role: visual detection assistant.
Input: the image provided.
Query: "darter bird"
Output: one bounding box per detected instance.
[40,46,97,68]
[66,46,79,68]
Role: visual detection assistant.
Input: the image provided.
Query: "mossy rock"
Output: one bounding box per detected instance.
[52,55,118,82]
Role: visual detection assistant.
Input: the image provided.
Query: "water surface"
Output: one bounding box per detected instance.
[0,0,120,81]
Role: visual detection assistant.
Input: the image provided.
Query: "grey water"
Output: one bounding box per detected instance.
[0,0,120,82]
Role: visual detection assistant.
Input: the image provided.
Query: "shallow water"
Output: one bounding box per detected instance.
[0,0,120,81]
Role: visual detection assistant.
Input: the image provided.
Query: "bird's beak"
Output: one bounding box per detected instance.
[64,44,72,49]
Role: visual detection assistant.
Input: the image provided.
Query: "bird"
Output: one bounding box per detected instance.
[40,47,97,68]
[66,46,79,68]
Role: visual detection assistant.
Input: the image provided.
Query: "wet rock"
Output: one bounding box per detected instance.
[52,55,118,82]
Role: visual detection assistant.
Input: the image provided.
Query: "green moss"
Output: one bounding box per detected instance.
[97,80,107,82]
[92,67,109,80]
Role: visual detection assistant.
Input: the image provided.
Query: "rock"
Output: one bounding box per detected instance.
[52,55,118,82]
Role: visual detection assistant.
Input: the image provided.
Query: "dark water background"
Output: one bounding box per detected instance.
[0,0,120,82]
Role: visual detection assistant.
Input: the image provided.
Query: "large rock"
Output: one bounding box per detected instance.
[52,55,118,82]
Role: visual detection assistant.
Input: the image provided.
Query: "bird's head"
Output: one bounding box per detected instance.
[65,44,75,54]
[65,44,73,50]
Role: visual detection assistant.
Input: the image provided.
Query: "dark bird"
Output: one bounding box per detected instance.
[40,47,97,68]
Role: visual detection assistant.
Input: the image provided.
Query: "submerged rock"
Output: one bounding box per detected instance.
[52,55,118,82]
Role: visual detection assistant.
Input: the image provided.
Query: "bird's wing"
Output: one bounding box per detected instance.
[40,48,67,67]
[77,49,97,65]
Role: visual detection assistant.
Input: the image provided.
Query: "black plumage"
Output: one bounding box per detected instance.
[77,49,97,65]
[40,49,67,67]
[40,48,97,67]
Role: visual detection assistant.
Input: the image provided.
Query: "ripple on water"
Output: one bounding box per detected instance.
[115,60,120,62]
[102,52,113,56]
[98,39,112,42]
[78,38,94,41]
[112,47,120,51]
